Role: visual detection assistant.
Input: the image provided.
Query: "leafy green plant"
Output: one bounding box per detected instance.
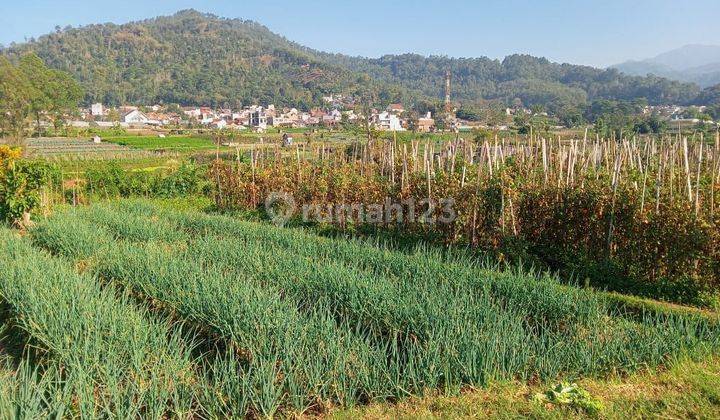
[84,162,209,200]
[534,382,604,415]
[0,150,58,225]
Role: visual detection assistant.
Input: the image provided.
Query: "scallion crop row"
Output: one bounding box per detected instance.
[30,202,720,418]
[0,228,202,418]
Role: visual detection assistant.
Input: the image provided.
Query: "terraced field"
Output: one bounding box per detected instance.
[21,138,152,158]
[0,200,717,417]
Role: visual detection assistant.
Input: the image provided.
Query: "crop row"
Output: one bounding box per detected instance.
[32,212,401,416]
[30,202,720,416]
[0,228,206,417]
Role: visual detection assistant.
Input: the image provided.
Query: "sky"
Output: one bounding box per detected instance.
[2,0,719,68]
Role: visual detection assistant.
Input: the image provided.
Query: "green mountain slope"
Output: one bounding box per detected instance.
[3,10,369,108]
[333,53,702,112]
[1,10,706,109]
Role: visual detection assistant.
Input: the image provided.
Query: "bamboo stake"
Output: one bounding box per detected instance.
[655,143,664,215]
[607,150,624,254]
[425,158,431,204]
[640,142,650,214]
[683,137,693,203]
[541,138,547,184]
[712,146,720,218]
[695,140,703,216]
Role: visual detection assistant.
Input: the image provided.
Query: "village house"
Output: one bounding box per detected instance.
[310,108,326,118]
[269,115,294,127]
[330,109,342,121]
[183,107,202,119]
[249,109,268,129]
[343,110,359,122]
[199,107,217,124]
[90,103,104,116]
[121,109,150,124]
[286,108,300,120]
[417,112,435,133]
[210,119,227,129]
[374,111,405,131]
[387,103,405,114]
[272,108,302,126]
[146,112,173,125]
[322,114,338,127]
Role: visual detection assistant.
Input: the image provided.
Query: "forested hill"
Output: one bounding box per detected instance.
[1,9,708,110]
[334,53,704,112]
[1,10,370,108]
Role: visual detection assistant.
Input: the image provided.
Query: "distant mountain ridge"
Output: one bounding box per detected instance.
[0,10,710,109]
[613,45,720,88]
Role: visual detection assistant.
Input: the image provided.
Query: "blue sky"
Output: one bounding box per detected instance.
[2,0,719,67]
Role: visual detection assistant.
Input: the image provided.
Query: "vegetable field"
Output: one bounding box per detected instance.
[105,135,223,151]
[0,200,717,417]
[212,134,720,305]
[22,138,151,158]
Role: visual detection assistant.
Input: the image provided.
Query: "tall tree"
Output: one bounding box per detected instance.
[45,68,83,132]
[18,53,52,136]
[19,53,83,135]
[0,57,37,146]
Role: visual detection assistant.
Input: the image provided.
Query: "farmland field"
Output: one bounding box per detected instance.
[0,199,715,417]
[104,135,225,151]
[20,137,150,158]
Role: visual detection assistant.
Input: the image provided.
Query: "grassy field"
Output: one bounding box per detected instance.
[0,199,711,417]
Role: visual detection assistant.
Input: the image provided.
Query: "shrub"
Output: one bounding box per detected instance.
[84,162,209,199]
[0,147,59,224]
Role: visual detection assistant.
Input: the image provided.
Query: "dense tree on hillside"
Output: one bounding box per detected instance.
[583,99,671,137]
[697,84,720,105]
[337,53,700,110]
[1,10,704,111]
[705,104,720,121]
[456,107,482,121]
[0,55,82,144]
[2,10,373,108]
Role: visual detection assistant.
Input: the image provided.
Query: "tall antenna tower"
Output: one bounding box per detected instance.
[444,70,452,112]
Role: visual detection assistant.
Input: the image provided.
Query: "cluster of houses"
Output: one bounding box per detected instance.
[78,101,439,133]
[642,105,718,128]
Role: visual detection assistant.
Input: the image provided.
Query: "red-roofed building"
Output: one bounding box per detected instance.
[387,103,405,114]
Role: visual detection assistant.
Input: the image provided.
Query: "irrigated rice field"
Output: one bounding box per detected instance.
[0,200,717,417]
